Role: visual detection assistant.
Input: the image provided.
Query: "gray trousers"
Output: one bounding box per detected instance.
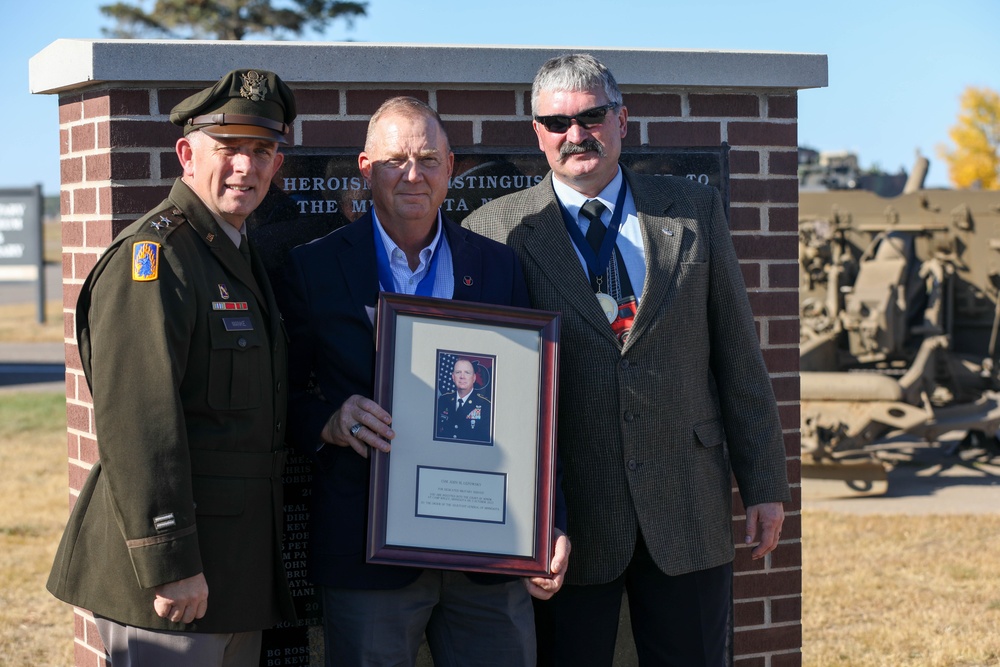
[95,617,261,667]
[322,569,535,667]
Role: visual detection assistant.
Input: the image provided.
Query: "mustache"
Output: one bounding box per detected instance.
[559,139,605,161]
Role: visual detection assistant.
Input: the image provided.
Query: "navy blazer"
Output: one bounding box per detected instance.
[280,212,543,589]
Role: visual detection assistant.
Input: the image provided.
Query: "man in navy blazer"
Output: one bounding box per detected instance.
[280,97,570,667]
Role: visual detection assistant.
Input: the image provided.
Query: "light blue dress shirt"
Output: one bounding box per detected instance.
[372,208,455,299]
[551,167,646,303]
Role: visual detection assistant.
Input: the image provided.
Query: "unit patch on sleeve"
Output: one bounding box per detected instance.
[132,242,160,281]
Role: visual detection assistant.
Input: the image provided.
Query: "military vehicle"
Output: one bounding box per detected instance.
[798,157,1000,489]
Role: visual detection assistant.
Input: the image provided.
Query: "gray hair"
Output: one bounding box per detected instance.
[365,96,450,153]
[531,54,623,116]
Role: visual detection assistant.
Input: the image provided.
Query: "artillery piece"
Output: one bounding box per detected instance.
[798,181,1000,489]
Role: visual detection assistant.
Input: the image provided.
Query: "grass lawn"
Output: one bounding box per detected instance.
[803,510,1000,666]
[0,301,64,343]
[0,391,73,666]
[4,387,1000,666]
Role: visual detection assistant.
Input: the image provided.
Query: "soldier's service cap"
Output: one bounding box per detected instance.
[170,69,296,144]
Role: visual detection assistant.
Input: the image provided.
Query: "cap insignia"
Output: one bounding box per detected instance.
[240,70,269,102]
[132,241,160,282]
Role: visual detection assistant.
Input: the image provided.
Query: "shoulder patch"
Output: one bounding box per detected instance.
[132,241,160,281]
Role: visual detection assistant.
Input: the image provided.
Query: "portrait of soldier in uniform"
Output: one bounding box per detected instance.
[434,353,494,444]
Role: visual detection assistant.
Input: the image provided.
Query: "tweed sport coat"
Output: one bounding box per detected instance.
[465,167,790,585]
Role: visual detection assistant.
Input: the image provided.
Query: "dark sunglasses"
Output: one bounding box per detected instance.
[534,103,618,134]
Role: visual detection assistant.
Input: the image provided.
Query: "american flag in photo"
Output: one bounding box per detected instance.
[437,352,459,396]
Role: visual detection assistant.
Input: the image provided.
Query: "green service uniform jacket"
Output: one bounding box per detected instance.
[47,179,295,633]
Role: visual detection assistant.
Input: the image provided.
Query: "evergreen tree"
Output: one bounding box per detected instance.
[100,0,367,40]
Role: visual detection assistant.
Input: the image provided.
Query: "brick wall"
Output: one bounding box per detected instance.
[58,80,801,667]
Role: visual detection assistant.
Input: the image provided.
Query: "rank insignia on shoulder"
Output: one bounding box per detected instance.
[132,241,160,281]
[150,215,172,231]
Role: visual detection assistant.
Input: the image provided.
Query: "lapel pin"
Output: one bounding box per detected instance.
[662,229,674,236]
[206,233,215,242]
[463,276,473,286]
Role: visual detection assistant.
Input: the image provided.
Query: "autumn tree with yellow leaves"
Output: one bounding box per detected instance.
[939,86,1000,190]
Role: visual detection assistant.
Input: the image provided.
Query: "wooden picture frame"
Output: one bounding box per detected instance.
[367,293,560,576]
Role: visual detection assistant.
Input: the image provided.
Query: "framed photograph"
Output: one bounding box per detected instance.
[433,350,496,445]
[367,293,560,577]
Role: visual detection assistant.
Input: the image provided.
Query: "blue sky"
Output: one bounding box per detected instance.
[7,0,999,194]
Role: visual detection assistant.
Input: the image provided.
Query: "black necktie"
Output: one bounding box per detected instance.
[238,234,251,267]
[580,199,634,299]
[581,199,607,254]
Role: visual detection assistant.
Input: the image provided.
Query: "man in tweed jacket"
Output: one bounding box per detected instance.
[464,54,790,666]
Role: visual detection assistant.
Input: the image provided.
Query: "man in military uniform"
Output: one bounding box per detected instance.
[436,358,493,443]
[47,69,297,666]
